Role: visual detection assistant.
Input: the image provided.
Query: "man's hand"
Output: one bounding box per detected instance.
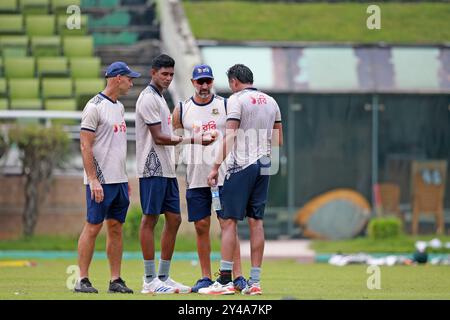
[207,168,219,187]
[201,132,216,146]
[89,179,104,203]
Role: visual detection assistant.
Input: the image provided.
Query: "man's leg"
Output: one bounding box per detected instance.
[78,222,103,279]
[106,219,123,280]
[140,215,158,260]
[160,211,181,261]
[248,217,264,269]
[194,216,211,278]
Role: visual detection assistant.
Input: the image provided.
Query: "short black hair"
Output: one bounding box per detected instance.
[226,64,253,84]
[151,54,175,70]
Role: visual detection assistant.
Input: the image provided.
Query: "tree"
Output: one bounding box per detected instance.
[9,125,70,237]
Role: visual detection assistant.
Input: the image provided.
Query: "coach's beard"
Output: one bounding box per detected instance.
[196,89,211,99]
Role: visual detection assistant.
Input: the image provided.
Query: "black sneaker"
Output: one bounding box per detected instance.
[108,277,133,294]
[74,278,98,293]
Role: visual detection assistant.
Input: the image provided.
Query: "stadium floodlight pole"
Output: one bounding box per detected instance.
[371,93,380,218]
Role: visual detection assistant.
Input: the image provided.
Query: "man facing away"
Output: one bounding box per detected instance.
[75,61,140,294]
[172,64,247,293]
[201,64,283,295]
[135,54,214,294]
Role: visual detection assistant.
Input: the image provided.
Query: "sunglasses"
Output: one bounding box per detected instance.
[196,78,213,85]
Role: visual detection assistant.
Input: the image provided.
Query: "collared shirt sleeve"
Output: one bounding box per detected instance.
[81,103,99,132]
[226,95,241,122]
[138,94,161,125]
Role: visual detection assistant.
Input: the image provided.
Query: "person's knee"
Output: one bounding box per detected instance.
[141,215,158,229]
[107,219,123,237]
[84,222,103,238]
[165,213,181,229]
[195,219,210,236]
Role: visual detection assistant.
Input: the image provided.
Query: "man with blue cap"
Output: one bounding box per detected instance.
[75,61,140,294]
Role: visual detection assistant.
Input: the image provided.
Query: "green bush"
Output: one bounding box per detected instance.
[123,206,165,240]
[368,216,403,240]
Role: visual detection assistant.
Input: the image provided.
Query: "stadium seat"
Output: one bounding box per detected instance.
[44,98,77,110]
[0,0,18,13]
[0,15,24,34]
[0,36,28,57]
[98,0,119,8]
[21,0,50,14]
[63,36,93,57]
[93,31,138,46]
[81,0,97,8]
[51,0,81,14]
[69,57,101,78]
[57,14,88,36]
[26,15,56,36]
[37,57,68,77]
[74,78,104,108]
[42,78,72,99]
[4,57,35,78]
[31,36,61,56]
[89,11,130,28]
[9,78,42,109]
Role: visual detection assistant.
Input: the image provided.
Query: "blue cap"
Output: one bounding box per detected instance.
[105,61,141,78]
[192,64,214,80]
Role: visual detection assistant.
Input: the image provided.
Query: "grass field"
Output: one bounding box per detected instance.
[1,258,450,300]
[183,1,450,43]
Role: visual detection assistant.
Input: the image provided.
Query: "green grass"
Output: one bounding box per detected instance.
[1,259,450,299]
[311,235,450,254]
[183,2,450,43]
[0,235,221,252]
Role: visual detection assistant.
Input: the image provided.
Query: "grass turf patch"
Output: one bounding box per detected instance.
[183,2,450,43]
[1,259,450,299]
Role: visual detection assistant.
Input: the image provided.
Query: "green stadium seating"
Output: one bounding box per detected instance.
[21,0,50,14]
[0,0,18,13]
[63,36,93,57]
[93,31,138,46]
[98,0,119,8]
[9,78,42,109]
[37,57,68,77]
[26,15,56,36]
[89,11,130,28]
[74,78,104,108]
[0,78,7,97]
[42,78,72,98]
[0,15,24,34]
[4,57,35,78]
[57,14,88,36]
[51,0,81,14]
[45,98,77,110]
[81,0,96,8]
[0,59,3,77]
[69,57,101,78]
[31,36,61,56]
[0,36,29,57]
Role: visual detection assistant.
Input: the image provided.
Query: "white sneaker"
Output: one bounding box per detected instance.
[163,277,191,294]
[241,282,262,295]
[141,277,178,294]
[198,281,235,295]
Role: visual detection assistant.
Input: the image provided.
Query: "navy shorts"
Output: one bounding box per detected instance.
[85,183,130,224]
[220,159,270,221]
[186,187,223,222]
[139,177,181,215]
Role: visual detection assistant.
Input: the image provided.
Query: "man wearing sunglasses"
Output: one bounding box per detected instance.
[172,64,246,294]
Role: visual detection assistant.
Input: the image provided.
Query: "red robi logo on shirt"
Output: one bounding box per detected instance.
[250,95,267,105]
[113,121,127,133]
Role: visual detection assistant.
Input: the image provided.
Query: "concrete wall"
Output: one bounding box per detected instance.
[0,174,221,239]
